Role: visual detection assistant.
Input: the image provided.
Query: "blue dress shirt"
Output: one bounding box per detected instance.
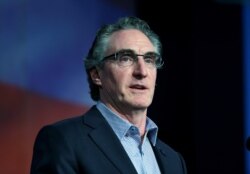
[96,101,161,174]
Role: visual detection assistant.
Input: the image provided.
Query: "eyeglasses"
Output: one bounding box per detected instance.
[102,49,164,69]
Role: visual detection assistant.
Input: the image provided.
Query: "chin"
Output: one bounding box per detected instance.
[131,101,151,109]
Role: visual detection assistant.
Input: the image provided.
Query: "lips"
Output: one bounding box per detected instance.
[130,84,147,90]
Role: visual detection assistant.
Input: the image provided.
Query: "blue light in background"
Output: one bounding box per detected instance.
[0,0,135,106]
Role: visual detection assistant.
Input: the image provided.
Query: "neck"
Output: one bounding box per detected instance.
[103,102,147,136]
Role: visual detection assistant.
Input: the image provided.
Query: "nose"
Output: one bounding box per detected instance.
[132,56,148,78]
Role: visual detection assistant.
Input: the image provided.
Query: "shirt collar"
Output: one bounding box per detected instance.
[96,101,158,146]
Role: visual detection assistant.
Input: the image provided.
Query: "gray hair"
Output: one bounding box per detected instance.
[84,16,162,101]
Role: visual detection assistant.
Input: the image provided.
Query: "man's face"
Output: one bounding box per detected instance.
[93,29,157,113]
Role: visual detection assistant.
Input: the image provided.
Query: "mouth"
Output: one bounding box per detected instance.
[129,84,147,90]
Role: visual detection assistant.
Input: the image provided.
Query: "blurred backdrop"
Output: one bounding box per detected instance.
[0,0,135,173]
[0,0,249,173]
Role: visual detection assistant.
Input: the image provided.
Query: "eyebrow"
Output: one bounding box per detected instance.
[116,48,134,53]
[116,48,157,55]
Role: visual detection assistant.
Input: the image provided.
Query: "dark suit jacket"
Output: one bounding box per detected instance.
[31,106,187,174]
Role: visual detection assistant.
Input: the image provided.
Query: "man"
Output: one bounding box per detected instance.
[31,16,187,174]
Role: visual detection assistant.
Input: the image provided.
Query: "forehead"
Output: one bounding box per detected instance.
[106,29,155,54]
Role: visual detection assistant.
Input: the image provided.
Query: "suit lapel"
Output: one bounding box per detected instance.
[154,145,168,173]
[153,141,173,174]
[83,107,138,174]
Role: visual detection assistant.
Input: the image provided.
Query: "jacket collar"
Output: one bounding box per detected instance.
[82,106,175,174]
[82,106,138,174]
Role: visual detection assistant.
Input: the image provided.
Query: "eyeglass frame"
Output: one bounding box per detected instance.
[100,49,164,69]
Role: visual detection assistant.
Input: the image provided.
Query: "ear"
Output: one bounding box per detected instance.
[89,68,102,86]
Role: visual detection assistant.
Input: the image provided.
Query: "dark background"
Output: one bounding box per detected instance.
[137,0,244,173]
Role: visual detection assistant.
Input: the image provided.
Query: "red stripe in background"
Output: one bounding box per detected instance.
[0,82,89,174]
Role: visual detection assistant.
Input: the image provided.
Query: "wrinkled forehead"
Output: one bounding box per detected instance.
[106,29,156,55]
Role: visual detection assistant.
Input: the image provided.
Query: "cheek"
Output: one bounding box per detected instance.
[151,71,157,84]
[110,72,127,89]
[100,68,126,89]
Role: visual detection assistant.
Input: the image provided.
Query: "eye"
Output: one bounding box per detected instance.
[144,53,157,64]
[117,51,134,63]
